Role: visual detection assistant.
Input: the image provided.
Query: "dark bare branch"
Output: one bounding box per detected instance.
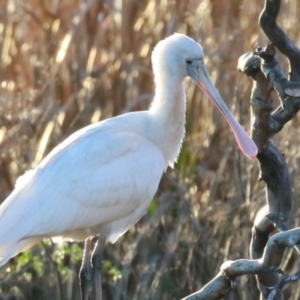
[183,1,300,299]
[259,0,300,81]
[181,227,300,300]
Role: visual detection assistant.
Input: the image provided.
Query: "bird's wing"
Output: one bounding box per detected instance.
[0,124,165,244]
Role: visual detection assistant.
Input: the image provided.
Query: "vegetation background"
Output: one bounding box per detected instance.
[0,0,300,299]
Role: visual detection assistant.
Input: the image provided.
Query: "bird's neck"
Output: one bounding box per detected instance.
[149,74,186,168]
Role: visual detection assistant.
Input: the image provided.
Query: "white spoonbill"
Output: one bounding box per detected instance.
[0,33,257,300]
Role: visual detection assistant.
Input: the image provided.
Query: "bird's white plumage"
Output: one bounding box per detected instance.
[0,112,165,265]
[0,33,256,268]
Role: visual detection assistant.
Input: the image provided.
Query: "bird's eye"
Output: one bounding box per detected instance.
[186,59,192,65]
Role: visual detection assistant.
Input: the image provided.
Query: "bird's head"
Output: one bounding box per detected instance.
[152,33,258,159]
[152,33,205,79]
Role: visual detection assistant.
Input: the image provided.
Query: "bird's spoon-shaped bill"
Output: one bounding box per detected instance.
[191,66,257,159]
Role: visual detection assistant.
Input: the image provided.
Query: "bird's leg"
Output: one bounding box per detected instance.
[79,238,93,300]
[91,235,107,300]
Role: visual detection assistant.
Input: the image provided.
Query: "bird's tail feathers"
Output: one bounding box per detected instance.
[0,238,39,268]
[0,240,26,267]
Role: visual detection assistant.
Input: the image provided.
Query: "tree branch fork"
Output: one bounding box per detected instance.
[182,0,300,299]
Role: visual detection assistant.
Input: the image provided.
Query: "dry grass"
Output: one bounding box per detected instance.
[0,0,300,299]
